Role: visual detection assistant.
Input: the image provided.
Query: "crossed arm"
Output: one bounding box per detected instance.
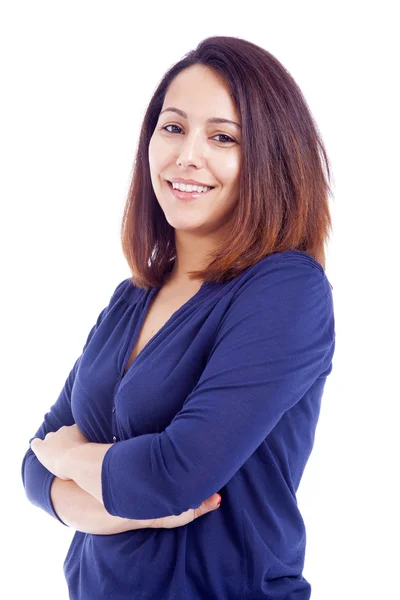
[49,477,146,534]
[31,426,146,534]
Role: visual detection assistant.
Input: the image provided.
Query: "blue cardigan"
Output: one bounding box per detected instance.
[22,250,335,599]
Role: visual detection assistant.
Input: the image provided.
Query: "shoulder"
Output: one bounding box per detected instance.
[107,277,136,307]
[233,250,331,298]
[255,249,325,276]
[225,250,335,337]
[217,251,335,358]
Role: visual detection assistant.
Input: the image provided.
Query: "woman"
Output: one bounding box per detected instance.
[22,35,335,599]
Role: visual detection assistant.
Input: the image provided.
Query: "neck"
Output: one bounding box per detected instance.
[168,231,216,284]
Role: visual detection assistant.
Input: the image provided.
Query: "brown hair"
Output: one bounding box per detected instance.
[121,35,334,289]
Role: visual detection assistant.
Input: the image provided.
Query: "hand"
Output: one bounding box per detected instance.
[30,424,90,480]
[138,493,222,529]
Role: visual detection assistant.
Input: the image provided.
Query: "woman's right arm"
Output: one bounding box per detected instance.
[50,477,149,534]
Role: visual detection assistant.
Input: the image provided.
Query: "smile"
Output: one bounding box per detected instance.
[167,180,215,202]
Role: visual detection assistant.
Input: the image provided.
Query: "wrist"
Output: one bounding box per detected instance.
[61,444,81,480]
[60,442,113,504]
[122,518,148,531]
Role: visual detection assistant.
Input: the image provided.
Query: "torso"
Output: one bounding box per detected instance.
[123,278,203,376]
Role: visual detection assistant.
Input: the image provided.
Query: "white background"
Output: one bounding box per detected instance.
[1,1,399,598]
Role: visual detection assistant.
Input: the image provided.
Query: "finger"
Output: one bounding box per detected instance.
[206,493,221,507]
[30,438,41,451]
[194,494,221,517]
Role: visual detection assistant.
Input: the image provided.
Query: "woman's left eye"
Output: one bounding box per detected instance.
[214,133,235,144]
[161,125,235,144]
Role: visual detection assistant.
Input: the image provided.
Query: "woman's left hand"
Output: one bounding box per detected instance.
[30,424,90,480]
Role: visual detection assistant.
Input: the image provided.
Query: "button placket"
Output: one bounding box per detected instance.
[111,374,122,443]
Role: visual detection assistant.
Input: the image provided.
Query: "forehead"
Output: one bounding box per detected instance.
[162,65,239,123]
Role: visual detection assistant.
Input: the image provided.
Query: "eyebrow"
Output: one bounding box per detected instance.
[160,107,241,130]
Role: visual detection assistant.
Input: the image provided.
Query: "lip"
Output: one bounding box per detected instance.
[166,180,215,202]
[168,177,215,187]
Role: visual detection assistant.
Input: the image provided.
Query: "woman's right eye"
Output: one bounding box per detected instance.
[162,124,182,134]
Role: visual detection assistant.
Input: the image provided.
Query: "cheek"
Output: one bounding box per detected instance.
[217,154,240,185]
[148,136,157,167]
[149,136,170,173]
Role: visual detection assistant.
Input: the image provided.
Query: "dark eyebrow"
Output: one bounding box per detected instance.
[160,106,241,130]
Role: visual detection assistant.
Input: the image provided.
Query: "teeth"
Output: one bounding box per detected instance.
[172,182,211,193]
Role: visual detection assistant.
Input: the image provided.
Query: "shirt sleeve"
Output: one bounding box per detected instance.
[101,257,336,520]
[21,278,129,524]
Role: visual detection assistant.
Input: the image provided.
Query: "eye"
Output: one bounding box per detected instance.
[161,125,236,144]
[213,134,236,144]
[162,124,182,134]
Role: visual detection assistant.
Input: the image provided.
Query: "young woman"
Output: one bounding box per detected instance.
[22,35,335,599]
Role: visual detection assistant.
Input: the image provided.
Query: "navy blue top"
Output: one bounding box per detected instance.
[22,250,335,599]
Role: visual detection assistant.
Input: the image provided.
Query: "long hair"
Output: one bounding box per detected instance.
[121,35,334,289]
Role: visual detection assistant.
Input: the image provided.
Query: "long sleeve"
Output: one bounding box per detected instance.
[101,258,335,520]
[21,279,128,523]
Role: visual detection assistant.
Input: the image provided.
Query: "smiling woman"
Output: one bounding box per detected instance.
[121,36,332,291]
[22,34,335,600]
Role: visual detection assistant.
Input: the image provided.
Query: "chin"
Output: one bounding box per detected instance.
[165,215,208,230]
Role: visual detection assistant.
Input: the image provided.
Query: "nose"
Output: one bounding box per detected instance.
[176,131,206,169]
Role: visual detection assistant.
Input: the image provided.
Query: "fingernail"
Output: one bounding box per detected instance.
[216,494,221,506]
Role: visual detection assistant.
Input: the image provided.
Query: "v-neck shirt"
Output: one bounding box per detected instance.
[22,249,335,600]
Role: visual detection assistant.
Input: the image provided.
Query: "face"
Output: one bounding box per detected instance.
[148,64,241,239]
